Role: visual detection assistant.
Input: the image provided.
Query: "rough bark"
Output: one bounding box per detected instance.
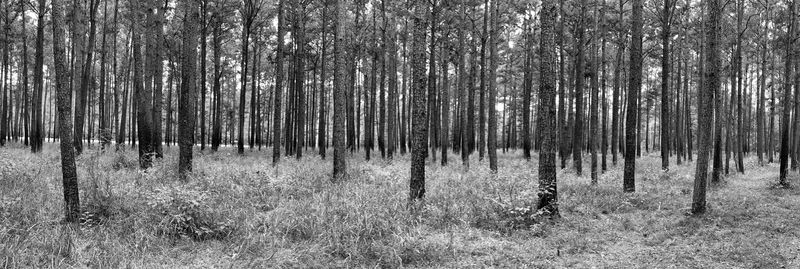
[332,0,346,181]
[624,0,643,193]
[573,0,587,176]
[318,0,328,158]
[71,0,88,155]
[778,0,795,186]
[132,0,154,169]
[31,0,46,153]
[409,0,427,207]
[660,0,671,170]
[537,0,559,217]
[178,0,199,180]
[52,0,80,223]
[487,0,498,172]
[693,0,720,214]
[272,0,285,164]
[590,6,599,184]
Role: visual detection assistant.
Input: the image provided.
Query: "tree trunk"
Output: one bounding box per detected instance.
[624,0,643,193]
[660,0,671,170]
[573,0,587,176]
[693,0,721,214]
[538,0,559,217]
[273,0,285,163]
[131,0,154,169]
[441,58,450,165]
[778,0,795,186]
[318,0,328,158]
[589,5,600,184]
[31,0,46,152]
[71,0,88,154]
[478,0,489,161]
[522,21,533,160]
[293,2,305,159]
[387,17,398,159]
[151,1,164,157]
[409,0,427,207]
[487,0,498,172]
[178,0,199,180]
[52,0,80,223]
[333,0,347,181]
[558,0,568,168]
[199,2,207,150]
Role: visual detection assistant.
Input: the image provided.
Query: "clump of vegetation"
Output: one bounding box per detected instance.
[144,185,235,240]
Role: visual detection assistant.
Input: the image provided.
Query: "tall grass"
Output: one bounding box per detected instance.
[1,143,798,268]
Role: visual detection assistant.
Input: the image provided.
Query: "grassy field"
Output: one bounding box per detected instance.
[1,142,799,268]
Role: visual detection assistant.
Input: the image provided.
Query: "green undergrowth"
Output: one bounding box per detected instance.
[1,143,799,268]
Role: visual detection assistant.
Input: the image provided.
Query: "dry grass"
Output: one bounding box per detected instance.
[1,142,799,268]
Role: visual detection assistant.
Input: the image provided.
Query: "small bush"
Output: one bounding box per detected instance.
[111,151,138,171]
[145,185,235,241]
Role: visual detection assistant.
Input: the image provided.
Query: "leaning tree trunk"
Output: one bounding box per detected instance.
[52,0,80,223]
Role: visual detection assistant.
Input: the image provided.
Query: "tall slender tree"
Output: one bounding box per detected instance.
[272,0,285,164]
[778,0,795,186]
[318,0,328,158]
[409,0,428,207]
[693,0,721,214]
[30,0,46,153]
[537,0,558,217]
[70,0,87,154]
[52,0,80,223]
[573,0,587,176]
[589,4,600,184]
[624,0,643,192]
[332,0,346,181]
[487,0,498,172]
[132,0,154,169]
[660,0,672,170]
[179,0,200,180]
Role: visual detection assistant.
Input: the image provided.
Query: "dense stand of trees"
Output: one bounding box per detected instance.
[0,0,798,222]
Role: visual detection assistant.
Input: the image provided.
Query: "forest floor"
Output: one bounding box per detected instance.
[1,142,800,268]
